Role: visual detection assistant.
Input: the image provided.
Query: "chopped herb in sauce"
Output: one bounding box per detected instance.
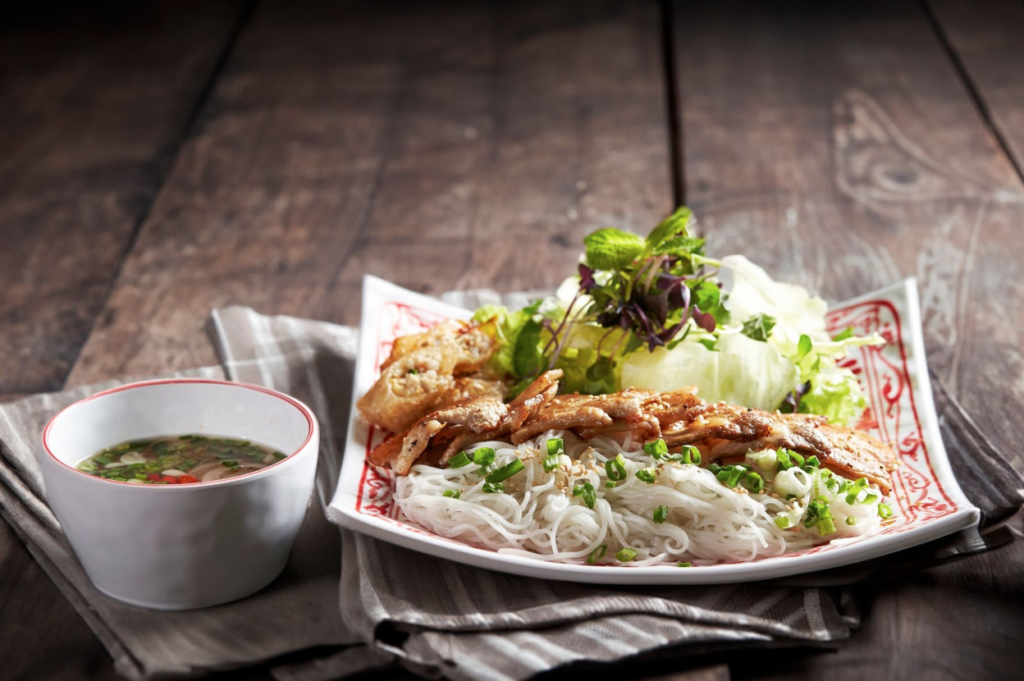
[76,435,286,485]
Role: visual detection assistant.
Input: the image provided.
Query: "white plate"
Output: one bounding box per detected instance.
[327,275,979,584]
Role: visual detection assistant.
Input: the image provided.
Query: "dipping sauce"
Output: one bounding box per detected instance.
[76,435,286,484]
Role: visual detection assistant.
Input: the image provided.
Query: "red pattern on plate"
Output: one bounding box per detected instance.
[355,298,959,558]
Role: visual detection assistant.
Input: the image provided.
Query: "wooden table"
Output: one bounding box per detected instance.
[3,1,1023,679]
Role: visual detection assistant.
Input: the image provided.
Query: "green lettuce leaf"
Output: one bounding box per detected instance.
[799,369,868,426]
[620,333,798,411]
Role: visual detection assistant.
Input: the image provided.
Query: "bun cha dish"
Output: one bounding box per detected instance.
[40,379,319,610]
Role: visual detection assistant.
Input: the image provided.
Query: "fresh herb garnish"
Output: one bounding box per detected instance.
[740,313,776,342]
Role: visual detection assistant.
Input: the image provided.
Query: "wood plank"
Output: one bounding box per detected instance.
[67,0,673,386]
[0,0,246,395]
[928,0,1024,177]
[673,0,1024,470]
[672,1,1024,679]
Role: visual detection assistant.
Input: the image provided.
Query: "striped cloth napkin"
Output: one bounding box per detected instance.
[0,299,1018,681]
[207,302,1016,681]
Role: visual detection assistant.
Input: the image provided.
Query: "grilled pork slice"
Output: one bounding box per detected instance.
[364,371,896,494]
[511,388,705,444]
[367,370,563,474]
[373,396,507,475]
[356,321,498,434]
[664,404,898,493]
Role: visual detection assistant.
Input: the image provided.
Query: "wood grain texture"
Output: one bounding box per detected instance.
[673,1,1024,679]
[673,0,1024,471]
[66,0,673,387]
[0,0,246,395]
[928,0,1024,177]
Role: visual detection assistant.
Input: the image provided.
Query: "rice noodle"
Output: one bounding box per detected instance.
[394,431,888,566]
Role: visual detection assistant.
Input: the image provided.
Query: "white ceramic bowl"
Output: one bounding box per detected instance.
[41,378,319,610]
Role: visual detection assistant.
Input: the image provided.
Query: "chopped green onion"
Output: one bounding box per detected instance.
[573,482,596,509]
[616,547,638,562]
[643,439,668,458]
[845,478,870,504]
[482,481,504,493]
[680,445,701,465]
[486,459,524,483]
[774,516,791,529]
[824,477,840,494]
[846,516,857,525]
[407,368,418,375]
[442,489,461,499]
[472,447,496,467]
[543,455,561,472]
[449,451,471,468]
[586,545,607,564]
[708,463,722,475]
[605,454,627,481]
[804,455,820,471]
[547,438,564,456]
[741,471,765,494]
[273,452,286,460]
[817,517,837,535]
[653,505,669,524]
[676,562,691,568]
[775,449,793,471]
[862,493,879,505]
[635,468,657,483]
[716,466,744,488]
[878,503,893,519]
[789,450,805,468]
[605,480,617,488]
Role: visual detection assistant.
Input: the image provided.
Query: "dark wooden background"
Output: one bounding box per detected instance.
[2,1,1023,680]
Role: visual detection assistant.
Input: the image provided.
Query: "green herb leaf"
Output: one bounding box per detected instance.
[442,489,461,499]
[689,279,721,312]
[740,313,777,342]
[797,334,813,360]
[512,317,545,379]
[583,228,646,270]
[832,326,855,342]
[645,206,693,252]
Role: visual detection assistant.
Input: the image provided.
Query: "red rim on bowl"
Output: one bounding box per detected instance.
[42,378,316,489]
